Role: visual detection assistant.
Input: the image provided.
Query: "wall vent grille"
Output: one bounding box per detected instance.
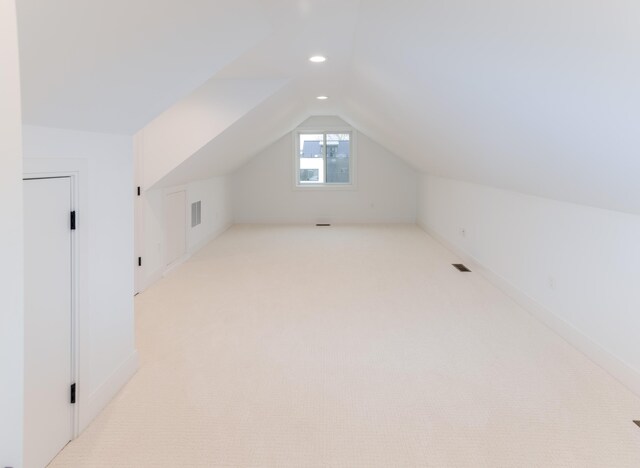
[191,201,202,227]
[452,263,471,272]
[316,223,331,227]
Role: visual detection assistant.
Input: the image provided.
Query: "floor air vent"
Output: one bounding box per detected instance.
[316,223,331,227]
[452,263,471,272]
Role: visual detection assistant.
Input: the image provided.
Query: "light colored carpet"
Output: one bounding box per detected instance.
[51,225,640,467]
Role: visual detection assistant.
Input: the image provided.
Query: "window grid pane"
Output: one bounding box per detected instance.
[325,133,350,184]
[299,133,324,184]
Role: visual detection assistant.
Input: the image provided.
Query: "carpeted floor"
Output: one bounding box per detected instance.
[51,225,640,467]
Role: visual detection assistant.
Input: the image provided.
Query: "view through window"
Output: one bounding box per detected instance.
[298,132,351,185]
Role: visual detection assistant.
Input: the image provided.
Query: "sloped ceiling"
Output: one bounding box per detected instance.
[153,84,311,188]
[139,77,291,189]
[16,0,640,213]
[343,0,640,214]
[17,0,272,133]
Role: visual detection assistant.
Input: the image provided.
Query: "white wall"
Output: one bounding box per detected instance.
[0,0,24,464]
[138,176,232,291]
[187,177,232,252]
[22,125,138,430]
[139,188,165,289]
[418,174,640,396]
[231,130,418,224]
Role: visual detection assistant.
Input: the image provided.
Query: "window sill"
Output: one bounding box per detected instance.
[293,183,357,192]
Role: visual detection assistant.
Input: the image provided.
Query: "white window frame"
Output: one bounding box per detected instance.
[293,127,357,190]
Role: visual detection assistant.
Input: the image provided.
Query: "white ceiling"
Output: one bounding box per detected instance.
[17,0,272,133]
[344,0,640,214]
[16,0,640,213]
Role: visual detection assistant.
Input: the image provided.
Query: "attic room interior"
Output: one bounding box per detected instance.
[2,0,640,466]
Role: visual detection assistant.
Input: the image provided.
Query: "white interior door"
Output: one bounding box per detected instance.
[165,190,187,266]
[23,177,73,468]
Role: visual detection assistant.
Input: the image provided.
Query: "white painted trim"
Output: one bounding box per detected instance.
[163,251,190,275]
[80,351,139,431]
[295,123,354,131]
[164,221,233,275]
[163,187,188,270]
[142,267,164,292]
[417,221,640,398]
[134,133,145,294]
[23,163,85,441]
[165,184,188,195]
[188,221,232,256]
[139,222,233,292]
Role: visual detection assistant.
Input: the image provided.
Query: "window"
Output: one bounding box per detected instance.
[296,131,352,186]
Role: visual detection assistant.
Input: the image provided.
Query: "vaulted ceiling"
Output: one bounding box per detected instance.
[16,0,640,213]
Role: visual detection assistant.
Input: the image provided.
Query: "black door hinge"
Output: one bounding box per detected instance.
[70,211,76,230]
[70,383,76,404]
[138,257,142,267]
[137,186,141,196]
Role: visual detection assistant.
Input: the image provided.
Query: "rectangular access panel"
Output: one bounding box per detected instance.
[23,177,74,468]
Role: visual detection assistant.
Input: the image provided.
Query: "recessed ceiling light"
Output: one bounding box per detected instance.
[309,55,326,63]
[316,95,329,100]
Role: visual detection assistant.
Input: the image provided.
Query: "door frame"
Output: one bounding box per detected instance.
[23,170,80,439]
[163,185,188,274]
[134,135,144,294]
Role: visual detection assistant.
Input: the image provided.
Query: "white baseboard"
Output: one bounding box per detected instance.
[417,221,640,398]
[140,266,164,292]
[137,222,233,294]
[163,221,232,275]
[166,221,233,273]
[79,351,139,432]
[163,252,190,276]
[188,221,232,256]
